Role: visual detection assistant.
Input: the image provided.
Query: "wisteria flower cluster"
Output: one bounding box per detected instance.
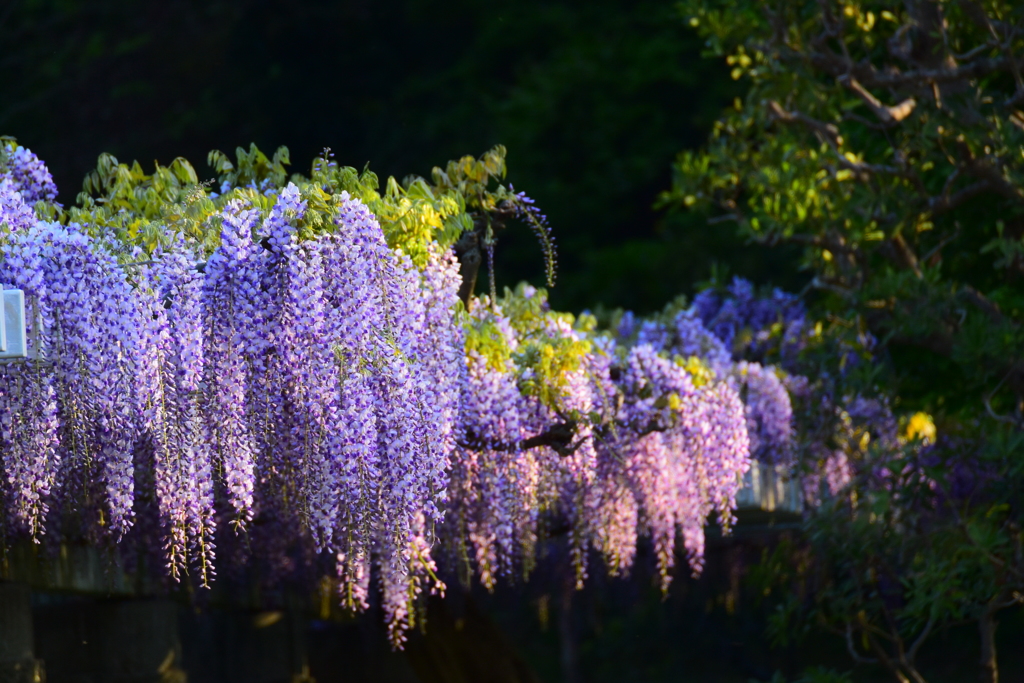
[691,276,807,364]
[0,177,36,233]
[1,141,59,205]
[509,188,557,287]
[0,143,760,647]
[679,279,923,492]
[730,361,794,465]
[615,303,795,466]
[0,153,464,643]
[447,289,751,592]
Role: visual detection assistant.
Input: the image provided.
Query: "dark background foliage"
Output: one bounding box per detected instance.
[1,0,803,312]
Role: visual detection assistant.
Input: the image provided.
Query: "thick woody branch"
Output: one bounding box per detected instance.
[458,414,674,458]
[453,225,482,306]
[458,419,580,456]
[806,50,1021,90]
[880,233,922,278]
[767,101,902,178]
[838,75,916,125]
[952,138,1024,206]
[767,100,842,146]
[927,179,990,215]
[453,206,520,306]
[959,285,1003,323]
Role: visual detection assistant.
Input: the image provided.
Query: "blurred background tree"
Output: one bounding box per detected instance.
[666,0,1024,422]
[665,2,1024,682]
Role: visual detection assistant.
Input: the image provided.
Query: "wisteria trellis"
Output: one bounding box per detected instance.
[0,143,799,645]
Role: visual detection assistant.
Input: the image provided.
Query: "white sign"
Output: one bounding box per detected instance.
[0,289,28,360]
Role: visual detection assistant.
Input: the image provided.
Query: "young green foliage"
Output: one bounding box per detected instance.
[666,0,1024,421]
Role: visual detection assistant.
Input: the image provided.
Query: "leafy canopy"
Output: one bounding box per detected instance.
[664,2,1024,681]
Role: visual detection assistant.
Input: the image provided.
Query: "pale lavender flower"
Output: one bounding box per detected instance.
[0,177,36,232]
[2,144,59,204]
[731,361,794,465]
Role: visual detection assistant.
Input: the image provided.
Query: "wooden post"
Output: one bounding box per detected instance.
[0,582,44,683]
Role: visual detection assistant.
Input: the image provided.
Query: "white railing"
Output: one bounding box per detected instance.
[735,460,803,517]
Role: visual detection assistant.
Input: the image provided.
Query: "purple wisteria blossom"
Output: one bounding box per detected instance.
[0,177,36,233]
[0,366,59,539]
[1,223,140,538]
[692,277,807,362]
[320,194,457,642]
[1,143,59,205]
[0,144,769,648]
[672,310,732,372]
[730,361,794,465]
[137,243,216,583]
[202,202,262,528]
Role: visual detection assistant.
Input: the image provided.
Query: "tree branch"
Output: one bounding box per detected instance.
[809,50,1020,90]
[458,413,675,458]
[845,623,879,665]
[453,224,483,306]
[952,138,1024,206]
[927,179,990,216]
[767,100,842,146]
[838,75,917,125]
[458,419,581,456]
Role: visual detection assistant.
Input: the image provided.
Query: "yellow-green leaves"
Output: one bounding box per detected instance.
[208,143,291,190]
[369,176,466,267]
[428,145,508,209]
[902,412,936,444]
[63,144,485,267]
[725,47,752,80]
[71,153,220,252]
[465,285,596,413]
[464,311,514,372]
[516,335,594,410]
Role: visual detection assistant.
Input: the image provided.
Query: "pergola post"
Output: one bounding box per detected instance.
[0,582,44,683]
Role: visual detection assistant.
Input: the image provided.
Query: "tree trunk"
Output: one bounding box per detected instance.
[453,226,482,307]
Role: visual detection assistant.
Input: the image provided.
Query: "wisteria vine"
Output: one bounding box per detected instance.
[0,143,763,645]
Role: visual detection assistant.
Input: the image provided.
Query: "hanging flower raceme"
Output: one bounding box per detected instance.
[445,291,753,594]
[672,310,732,373]
[448,301,528,590]
[691,276,808,364]
[613,343,750,581]
[616,302,794,468]
[730,361,793,465]
[201,202,262,529]
[0,223,141,539]
[0,177,36,233]
[0,358,59,540]
[278,197,348,550]
[136,243,216,583]
[316,194,460,644]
